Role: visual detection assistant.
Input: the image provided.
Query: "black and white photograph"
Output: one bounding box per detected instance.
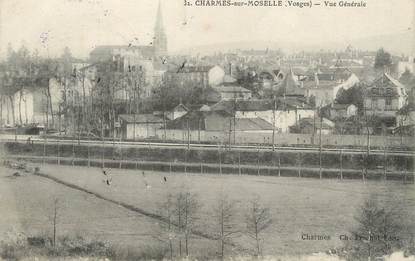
[0,0,414,260]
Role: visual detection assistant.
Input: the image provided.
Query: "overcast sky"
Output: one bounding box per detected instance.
[0,0,413,58]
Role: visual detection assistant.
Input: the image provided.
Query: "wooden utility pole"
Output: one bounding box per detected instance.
[228,118,232,150]
[233,97,237,145]
[187,118,190,150]
[383,138,387,181]
[272,97,277,151]
[198,117,201,143]
[319,110,323,179]
[257,146,260,176]
[219,143,222,175]
[43,135,46,165]
[57,107,61,165]
[340,149,343,180]
[278,152,281,177]
[72,134,75,166]
[238,151,241,175]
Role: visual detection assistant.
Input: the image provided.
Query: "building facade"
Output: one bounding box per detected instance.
[364,73,407,118]
[164,65,225,88]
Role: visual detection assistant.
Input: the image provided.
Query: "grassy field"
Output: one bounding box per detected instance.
[1,163,415,258]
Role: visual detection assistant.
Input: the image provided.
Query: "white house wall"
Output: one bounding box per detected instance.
[235,109,315,133]
[208,66,225,86]
[0,90,34,126]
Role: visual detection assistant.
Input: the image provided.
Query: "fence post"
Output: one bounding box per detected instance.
[43,136,46,165]
[383,145,387,181]
[200,151,203,174]
[102,138,105,169]
[278,152,281,177]
[87,142,90,168]
[238,151,241,175]
[340,149,343,180]
[362,169,365,183]
[135,147,139,170]
[257,147,260,176]
[119,147,123,169]
[219,144,222,175]
[57,139,60,165]
[403,157,408,184]
[184,150,187,174]
[72,136,75,166]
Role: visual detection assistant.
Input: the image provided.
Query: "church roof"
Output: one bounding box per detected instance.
[90,45,155,59]
[276,68,305,96]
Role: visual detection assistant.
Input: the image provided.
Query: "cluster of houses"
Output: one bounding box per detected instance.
[1,45,413,139]
[117,66,412,140]
[1,1,414,140]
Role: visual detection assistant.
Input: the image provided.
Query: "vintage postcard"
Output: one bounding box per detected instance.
[0,0,414,260]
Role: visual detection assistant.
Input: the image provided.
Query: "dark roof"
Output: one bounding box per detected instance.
[212,85,251,93]
[90,45,155,59]
[171,103,189,112]
[276,69,305,96]
[165,111,230,130]
[302,81,336,89]
[298,117,334,129]
[235,118,273,131]
[331,103,356,110]
[166,65,215,73]
[165,110,273,131]
[211,100,272,112]
[119,114,163,123]
[366,73,406,97]
[211,98,313,113]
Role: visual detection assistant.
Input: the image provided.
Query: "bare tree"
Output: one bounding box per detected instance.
[344,196,407,260]
[244,195,272,257]
[212,193,239,259]
[46,198,61,248]
[170,187,200,257]
[177,190,200,257]
[155,188,201,259]
[155,192,175,260]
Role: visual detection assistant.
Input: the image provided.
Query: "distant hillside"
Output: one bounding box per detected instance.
[349,31,413,55]
[173,31,414,56]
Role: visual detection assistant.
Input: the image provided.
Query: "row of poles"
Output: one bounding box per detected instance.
[37,135,411,182]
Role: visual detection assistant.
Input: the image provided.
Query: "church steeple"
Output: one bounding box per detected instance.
[154,0,167,57]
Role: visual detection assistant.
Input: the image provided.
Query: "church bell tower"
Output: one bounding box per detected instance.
[154,0,168,57]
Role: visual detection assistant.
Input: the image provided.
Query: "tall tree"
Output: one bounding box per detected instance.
[244,195,272,257]
[212,193,239,259]
[344,196,407,260]
[374,48,392,71]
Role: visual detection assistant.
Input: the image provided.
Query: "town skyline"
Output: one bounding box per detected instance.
[0,0,414,58]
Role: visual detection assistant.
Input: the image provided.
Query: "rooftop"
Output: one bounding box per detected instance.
[166,65,215,73]
[212,85,251,93]
[211,98,313,113]
[119,114,164,124]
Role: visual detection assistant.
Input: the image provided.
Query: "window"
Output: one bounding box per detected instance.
[371,98,377,109]
[386,97,392,106]
[385,88,393,95]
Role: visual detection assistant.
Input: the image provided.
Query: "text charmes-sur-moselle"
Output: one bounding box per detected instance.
[191,0,366,7]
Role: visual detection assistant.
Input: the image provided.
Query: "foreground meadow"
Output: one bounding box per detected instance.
[1,163,414,258]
